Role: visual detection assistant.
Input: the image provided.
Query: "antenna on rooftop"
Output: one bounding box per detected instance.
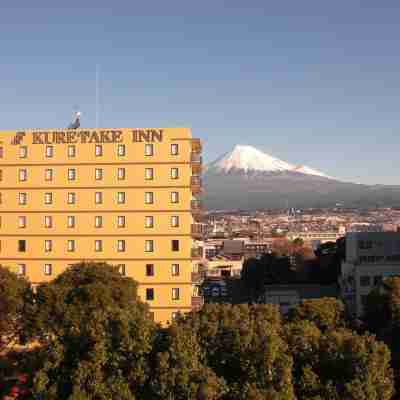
[96,64,100,129]
[67,106,81,129]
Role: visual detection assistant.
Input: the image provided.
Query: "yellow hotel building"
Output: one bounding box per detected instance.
[0,128,203,325]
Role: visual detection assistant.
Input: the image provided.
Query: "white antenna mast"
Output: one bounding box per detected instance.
[96,64,100,129]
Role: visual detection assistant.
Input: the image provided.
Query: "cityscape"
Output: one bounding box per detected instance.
[2,1,400,399]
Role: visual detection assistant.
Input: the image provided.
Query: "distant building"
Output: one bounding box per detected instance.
[287,231,343,244]
[340,232,400,317]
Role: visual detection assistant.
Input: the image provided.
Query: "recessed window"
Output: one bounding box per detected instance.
[46,146,53,158]
[45,240,52,252]
[145,144,153,156]
[145,168,154,180]
[67,240,75,252]
[172,288,180,300]
[18,216,26,228]
[145,216,154,228]
[44,264,52,276]
[360,276,371,287]
[117,240,126,252]
[95,192,103,204]
[171,192,179,204]
[171,216,179,227]
[19,169,27,182]
[95,168,103,180]
[67,215,75,228]
[146,264,154,276]
[45,169,53,181]
[117,192,125,204]
[171,144,179,155]
[118,144,125,156]
[95,144,102,156]
[0,147,3,158]
[117,215,125,228]
[95,240,102,252]
[19,193,27,205]
[145,240,154,252]
[44,192,53,205]
[171,312,178,321]
[17,264,26,276]
[19,146,28,158]
[146,288,154,301]
[117,168,125,180]
[18,240,26,252]
[95,216,102,228]
[68,168,76,181]
[171,264,180,276]
[44,216,52,228]
[67,192,76,204]
[172,240,180,252]
[68,145,76,157]
[170,168,179,179]
[118,264,126,276]
[0,170,2,181]
[145,192,154,204]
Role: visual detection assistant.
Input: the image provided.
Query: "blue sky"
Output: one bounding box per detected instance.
[1,1,400,184]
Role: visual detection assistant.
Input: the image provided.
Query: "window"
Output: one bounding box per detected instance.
[171,216,179,227]
[117,240,126,252]
[95,240,102,252]
[118,264,126,276]
[17,264,26,276]
[0,170,2,181]
[44,192,53,205]
[67,215,75,228]
[374,275,382,286]
[170,168,179,179]
[146,288,154,301]
[360,276,371,287]
[146,264,154,276]
[95,216,102,228]
[95,192,102,204]
[19,169,27,181]
[0,147,3,158]
[145,216,154,228]
[171,312,178,321]
[45,240,52,252]
[68,145,76,157]
[172,240,180,252]
[45,169,53,181]
[44,216,52,228]
[117,192,125,204]
[95,144,102,156]
[118,144,125,156]
[44,264,52,276]
[18,240,26,252]
[46,146,53,158]
[117,216,125,228]
[171,143,179,155]
[68,168,76,181]
[95,168,103,180]
[145,240,154,252]
[67,240,75,252]
[20,146,28,158]
[171,192,179,203]
[67,192,76,204]
[117,168,125,180]
[172,288,180,300]
[19,193,27,205]
[145,192,154,204]
[145,143,153,156]
[171,263,180,276]
[145,168,154,180]
[18,216,26,228]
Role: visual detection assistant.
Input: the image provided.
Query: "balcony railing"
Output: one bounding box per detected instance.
[191,247,202,259]
[191,138,202,154]
[191,272,202,283]
[191,199,202,211]
[191,296,204,309]
[191,223,205,239]
[191,176,202,194]
[190,153,202,163]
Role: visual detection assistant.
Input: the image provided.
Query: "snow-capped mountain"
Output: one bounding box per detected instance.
[203,145,400,210]
[208,145,335,180]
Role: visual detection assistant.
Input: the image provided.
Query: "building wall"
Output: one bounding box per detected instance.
[0,128,201,325]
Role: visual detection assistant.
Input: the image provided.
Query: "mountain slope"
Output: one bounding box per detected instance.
[203,145,400,210]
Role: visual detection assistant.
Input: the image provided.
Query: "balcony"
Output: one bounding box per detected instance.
[191,296,204,310]
[191,272,202,283]
[191,176,202,194]
[191,138,202,154]
[191,223,205,239]
[191,153,202,175]
[191,199,202,213]
[191,247,202,259]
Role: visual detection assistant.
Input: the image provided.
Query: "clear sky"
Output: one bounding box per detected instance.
[1,0,400,184]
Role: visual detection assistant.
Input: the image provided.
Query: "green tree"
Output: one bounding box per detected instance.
[182,304,295,400]
[287,298,345,332]
[30,262,155,400]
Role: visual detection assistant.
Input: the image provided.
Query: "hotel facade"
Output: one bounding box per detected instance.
[0,128,203,325]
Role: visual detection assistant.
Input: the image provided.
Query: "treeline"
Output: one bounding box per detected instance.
[0,262,397,399]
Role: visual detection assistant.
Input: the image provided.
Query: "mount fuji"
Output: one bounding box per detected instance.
[203,145,400,210]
